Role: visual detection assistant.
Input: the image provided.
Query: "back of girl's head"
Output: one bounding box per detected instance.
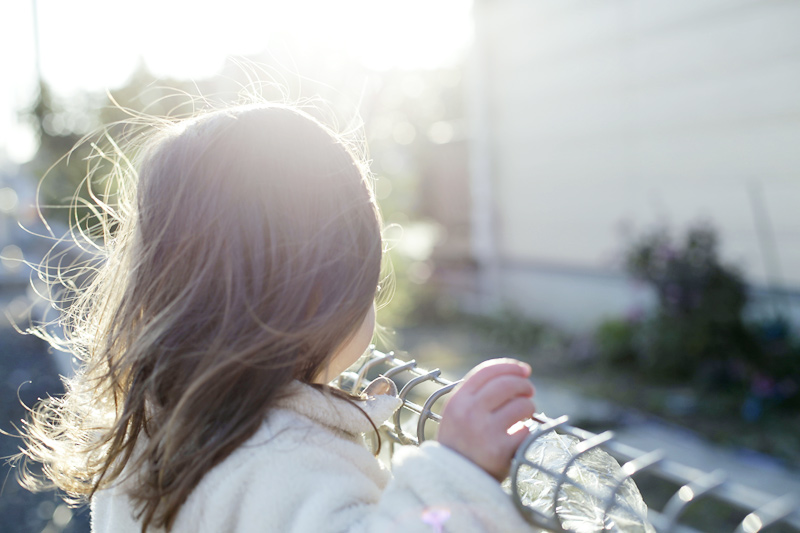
[18,102,382,531]
[130,104,380,384]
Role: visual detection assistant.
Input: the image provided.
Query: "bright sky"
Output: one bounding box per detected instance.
[0,0,473,164]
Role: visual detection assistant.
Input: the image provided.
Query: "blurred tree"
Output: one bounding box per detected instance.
[21,56,466,328]
[22,80,97,228]
[23,55,376,229]
[362,68,468,327]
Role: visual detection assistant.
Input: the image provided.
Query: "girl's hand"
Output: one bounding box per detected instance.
[437,359,536,481]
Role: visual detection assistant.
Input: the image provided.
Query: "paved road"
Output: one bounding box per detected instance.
[0,287,91,533]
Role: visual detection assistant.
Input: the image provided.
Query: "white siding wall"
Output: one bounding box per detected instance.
[472,0,800,327]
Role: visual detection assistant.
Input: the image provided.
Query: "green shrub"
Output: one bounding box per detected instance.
[594,318,637,365]
[466,310,559,355]
[595,223,800,418]
[623,223,757,381]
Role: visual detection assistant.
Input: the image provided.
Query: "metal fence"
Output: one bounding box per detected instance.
[337,348,800,533]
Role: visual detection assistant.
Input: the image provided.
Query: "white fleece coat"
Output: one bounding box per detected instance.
[92,381,535,533]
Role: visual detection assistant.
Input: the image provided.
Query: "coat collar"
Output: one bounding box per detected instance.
[274,381,402,437]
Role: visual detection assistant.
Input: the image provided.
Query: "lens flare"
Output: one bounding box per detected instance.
[421,506,451,532]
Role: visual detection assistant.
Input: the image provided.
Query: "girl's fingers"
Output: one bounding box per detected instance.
[493,396,537,430]
[475,375,535,412]
[459,359,531,394]
[441,359,538,481]
[506,420,532,451]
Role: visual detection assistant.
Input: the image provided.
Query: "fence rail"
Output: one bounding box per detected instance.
[337,348,800,532]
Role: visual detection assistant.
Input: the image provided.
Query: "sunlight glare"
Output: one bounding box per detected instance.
[2,0,471,163]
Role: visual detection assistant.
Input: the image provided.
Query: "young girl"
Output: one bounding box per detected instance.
[18,103,538,532]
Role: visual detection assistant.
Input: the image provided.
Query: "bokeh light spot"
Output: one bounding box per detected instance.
[0,187,18,212]
[375,177,393,200]
[36,501,55,521]
[742,513,763,533]
[1,244,24,272]
[392,122,416,145]
[428,121,454,144]
[52,504,73,528]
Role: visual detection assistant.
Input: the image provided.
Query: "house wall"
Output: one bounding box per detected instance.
[470,0,800,328]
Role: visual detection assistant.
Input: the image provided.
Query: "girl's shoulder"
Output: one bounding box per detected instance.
[192,380,400,482]
[270,381,401,436]
[169,382,400,531]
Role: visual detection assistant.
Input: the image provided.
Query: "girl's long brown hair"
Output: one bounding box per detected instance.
[16,103,383,531]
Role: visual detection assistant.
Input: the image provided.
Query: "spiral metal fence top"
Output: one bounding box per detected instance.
[337,348,800,533]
